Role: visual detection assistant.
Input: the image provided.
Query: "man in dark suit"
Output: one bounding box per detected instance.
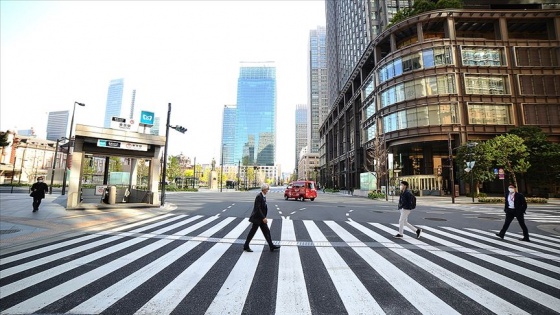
[30,176,49,212]
[244,183,281,252]
[496,183,530,241]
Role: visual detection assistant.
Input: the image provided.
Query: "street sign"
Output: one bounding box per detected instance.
[498,168,505,179]
[95,185,107,195]
[110,116,136,130]
[97,139,148,151]
[139,111,155,126]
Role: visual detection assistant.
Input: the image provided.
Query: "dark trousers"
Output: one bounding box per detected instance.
[499,211,529,239]
[32,197,42,210]
[244,221,274,248]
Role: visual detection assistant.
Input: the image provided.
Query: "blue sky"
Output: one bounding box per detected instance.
[0,0,326,172]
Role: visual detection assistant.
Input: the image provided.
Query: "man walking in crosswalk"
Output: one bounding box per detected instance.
[394,181,422,239]
[496,183,530,242]
[244,183,281,252]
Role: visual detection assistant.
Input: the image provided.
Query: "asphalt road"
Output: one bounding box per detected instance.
[1,190,559,315]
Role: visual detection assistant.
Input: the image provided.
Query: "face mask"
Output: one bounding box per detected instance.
[508,188,515,193]
[38,180,43,183]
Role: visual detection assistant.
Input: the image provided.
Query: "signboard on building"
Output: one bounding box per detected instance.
[139,111,155,126]
[110,116,136,130]
[97,139,148,151]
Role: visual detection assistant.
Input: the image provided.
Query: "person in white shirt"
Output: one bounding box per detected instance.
[496,183,529,242]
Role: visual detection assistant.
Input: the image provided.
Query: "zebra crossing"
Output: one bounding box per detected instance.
[461,206,560,224]
[1,213,559,315]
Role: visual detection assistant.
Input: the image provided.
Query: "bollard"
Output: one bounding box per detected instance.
[109,186,117,204]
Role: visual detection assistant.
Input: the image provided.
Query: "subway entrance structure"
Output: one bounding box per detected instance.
[66,123,165,209]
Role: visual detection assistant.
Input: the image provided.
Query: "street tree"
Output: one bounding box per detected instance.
[136,159,149,186]
[0,131,11,160]
[486,134,530,188]
[508,126,560,190]
[109,157,123,172]
[0,131,10,147]
[455,141,495,196]
[166,155,181,183]
[364,123,388,193]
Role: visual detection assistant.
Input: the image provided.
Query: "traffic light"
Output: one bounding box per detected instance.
[172,125,187,133]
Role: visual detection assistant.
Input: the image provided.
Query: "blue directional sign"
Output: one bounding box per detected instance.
[139,111,155,126]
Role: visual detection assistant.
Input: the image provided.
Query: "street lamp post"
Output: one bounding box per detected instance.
[160,103,187,206]
[253,165,258,188]
[465,142,479,203]
[220,144,225,192]
[448,133,456,204]
[49,137,68,194]
[237,160,241,191]
[61,101,85,195]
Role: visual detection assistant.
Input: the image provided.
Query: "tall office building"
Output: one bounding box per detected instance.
[308,26,328,154]
[234,62,277,166]
[321,2,560,194]
[150,117,161,136]
[295,104,308,171]
[325,1,412,107]
[103,78,124,128]
[221,105,237,165]
[129,89,136,120]
[46,110,69,141]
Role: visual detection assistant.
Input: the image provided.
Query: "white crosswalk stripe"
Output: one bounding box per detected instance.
[276,219,311,314]
[1,214,559,315]
[305,220,384,314]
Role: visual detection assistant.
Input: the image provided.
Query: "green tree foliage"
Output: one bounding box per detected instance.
[166,155,181,183]
[0,131,11,160]
[82,156,96,177]
[455,141,495,194]
[435,0,463,9]
[109,157,123,172]
[508,126,560,188]
[388,0,463,28]
[486,134,530,187]
[137,159,149,185]
[0,131,10,147]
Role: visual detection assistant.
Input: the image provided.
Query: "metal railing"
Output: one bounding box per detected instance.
[396,175,442,194]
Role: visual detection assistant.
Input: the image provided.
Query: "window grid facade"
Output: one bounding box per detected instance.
[234,63,277,167]
[321,7,560,193]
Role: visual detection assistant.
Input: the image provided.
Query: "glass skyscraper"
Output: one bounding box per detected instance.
[46,110,69,141]
[221,105,237,165]
[309,26,328,154]
[103,78,124,128]
[326,0,411,107]
[295,104,307,170]
[234,63,277,166]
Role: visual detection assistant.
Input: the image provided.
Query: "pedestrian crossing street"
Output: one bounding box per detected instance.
[1,213,559,315]
[461,206,560,224]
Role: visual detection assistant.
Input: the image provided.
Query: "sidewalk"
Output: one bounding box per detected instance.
[339,189,560,207]
[0,193,174,252]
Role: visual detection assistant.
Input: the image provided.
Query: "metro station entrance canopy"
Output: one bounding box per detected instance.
[66,124,166,208]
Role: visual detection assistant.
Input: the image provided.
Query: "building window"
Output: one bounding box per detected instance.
[523,104,560,125]
[377,46,453,84]
[382,103,459,133]
[518,75,560,96]
[514,47,559,67]
[380,74,456,108]
[467,103,513,125]
[365,102,376,121]
[464,75,509,95]
[363,76,375,100]
[461,47,505,66]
